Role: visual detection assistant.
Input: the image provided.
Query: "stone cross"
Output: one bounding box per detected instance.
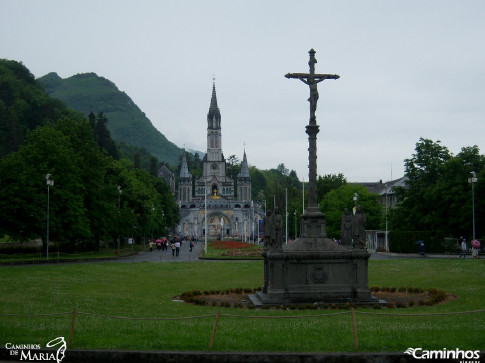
[285,49,339,209]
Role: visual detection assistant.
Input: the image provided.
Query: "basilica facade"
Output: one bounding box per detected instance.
[176,82,264,238]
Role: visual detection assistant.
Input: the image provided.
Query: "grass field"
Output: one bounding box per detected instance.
[0,259,484,352]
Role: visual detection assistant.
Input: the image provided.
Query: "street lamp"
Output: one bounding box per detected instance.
[204,180,208,254]
[294,210,297,240]
[284,188,288,245]
[251,200,254,244]
[384,183,389,253]
[46,173,54,261]
[468,171,478,240]
[221,217,224,241]
[117,185,122,251]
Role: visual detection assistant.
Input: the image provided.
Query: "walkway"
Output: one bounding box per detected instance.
[115,240,204,263]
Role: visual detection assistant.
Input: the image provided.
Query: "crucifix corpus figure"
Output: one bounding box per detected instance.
[285,49,339,211]
[285,49,339,123]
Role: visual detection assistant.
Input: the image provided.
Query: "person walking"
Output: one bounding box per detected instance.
[460,238,467,258]
[171,241,176,257]
[175,240,181,256]
[149,241,154,252]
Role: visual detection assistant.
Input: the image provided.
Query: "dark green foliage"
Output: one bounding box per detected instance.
[388,231,432,253]
[0,117,179,251]
[0,60,83,156]
[389,138,485,244]
[94,111,119,159]
[317,173,347,199]
[38,72,183,166]
[116,141,163,174]
[320,184,384,239]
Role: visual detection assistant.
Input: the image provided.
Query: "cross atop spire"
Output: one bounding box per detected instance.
[207,81,221,129]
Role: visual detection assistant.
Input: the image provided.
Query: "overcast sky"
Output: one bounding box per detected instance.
[2,1,484,182]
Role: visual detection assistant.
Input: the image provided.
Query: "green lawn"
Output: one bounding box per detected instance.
[0,259,484,352]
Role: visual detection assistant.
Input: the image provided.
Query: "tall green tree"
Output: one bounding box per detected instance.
[95,111,119,160]
[317,173,347,201]
[320,184,383,239]
[0,122,90,250]
[390,138,485,241]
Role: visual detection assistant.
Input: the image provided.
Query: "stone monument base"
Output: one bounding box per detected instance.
[249,236,380,306]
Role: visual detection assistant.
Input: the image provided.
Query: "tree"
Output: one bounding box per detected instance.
[226,155,240,180]
[276,163,289,176]
[0,59,83,157]
[0,122,91,250]
[390,139,485,242]
[317,173,347,201]
[320,184,383,239]
[94,111,119,159]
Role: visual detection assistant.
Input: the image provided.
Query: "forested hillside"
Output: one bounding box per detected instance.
[38,72,183,166]
[0,60,180,250]
[0,60,83,156]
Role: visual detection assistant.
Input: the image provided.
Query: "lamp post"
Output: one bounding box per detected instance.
[302,177,305,214]
[294,210,297,240]
[284,188,288,245]
[385,183,389,253]
[117,185,122,251]
[45,174,54,261]
[204,180,208,254]
[468,171,478,240]
[251,200,254,244]
[221,217,224,241]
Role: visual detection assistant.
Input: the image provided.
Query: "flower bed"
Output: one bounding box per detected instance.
[204,240,263,258]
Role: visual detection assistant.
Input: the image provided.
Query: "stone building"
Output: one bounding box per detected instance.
[176,82,264,238]
[157,164,175,193]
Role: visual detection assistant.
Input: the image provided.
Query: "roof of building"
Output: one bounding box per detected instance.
[158,164,174,178]
[352,176,408,195]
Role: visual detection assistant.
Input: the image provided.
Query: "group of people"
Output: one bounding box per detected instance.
[460,237,480,259]
[148,237,196,257]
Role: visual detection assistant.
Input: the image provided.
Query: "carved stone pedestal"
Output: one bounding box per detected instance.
[251,210,379,306]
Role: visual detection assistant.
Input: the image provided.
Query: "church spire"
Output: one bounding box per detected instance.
[207,81,221,129]
[238,149,250,179]
[179,151,192,178]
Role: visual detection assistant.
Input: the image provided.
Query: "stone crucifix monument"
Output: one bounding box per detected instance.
[251,49,378,306]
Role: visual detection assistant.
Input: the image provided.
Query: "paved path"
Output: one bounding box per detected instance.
[115,240,204,263]
[116,244,467,263]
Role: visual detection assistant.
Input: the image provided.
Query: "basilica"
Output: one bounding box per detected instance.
[176,82,265,238]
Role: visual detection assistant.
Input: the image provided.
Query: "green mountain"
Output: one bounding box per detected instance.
[38,72,183,166]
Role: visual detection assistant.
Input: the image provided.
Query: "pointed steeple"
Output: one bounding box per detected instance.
[207,81,221,129]
[238,149,250,179]
[179,151,192,178]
